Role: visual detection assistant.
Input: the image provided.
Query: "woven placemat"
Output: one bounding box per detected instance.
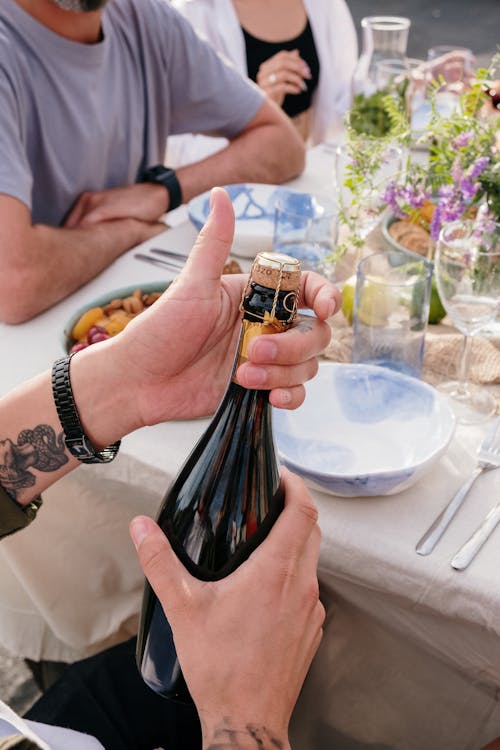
[323,315,500,412]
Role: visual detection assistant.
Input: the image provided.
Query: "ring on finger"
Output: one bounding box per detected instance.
[268,72,278,85]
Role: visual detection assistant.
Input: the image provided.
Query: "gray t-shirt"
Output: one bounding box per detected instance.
[0,0,264,226]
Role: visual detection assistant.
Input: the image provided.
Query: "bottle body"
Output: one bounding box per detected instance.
[137,252,300,700]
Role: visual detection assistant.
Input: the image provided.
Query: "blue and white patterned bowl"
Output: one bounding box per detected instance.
[273,362,456,497]
[188,183,296,258]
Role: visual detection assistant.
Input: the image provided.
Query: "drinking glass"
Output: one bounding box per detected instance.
[426,45,475,118]
[352,251,432,378]
[375,57,425,93]
[375,58,427,132]
[435,219,500,424]
[273,190,338,279]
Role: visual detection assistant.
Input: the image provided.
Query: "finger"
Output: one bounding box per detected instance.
[237,356,318,392]
[263,468,319,561]
[64,194,89,228]
[79,207,108,226]
[172,187,235,296]
[245,316,332,366]
[298,522,322,581]
[268,384,305,409]
[130,515,196,621]
[300,271,341,320]
[260,48,302,73]
[258,68,307,91]
[265,81,306,98]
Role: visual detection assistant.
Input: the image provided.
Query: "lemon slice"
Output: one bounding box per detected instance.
[341,275,357,324]
[356,275,395,327]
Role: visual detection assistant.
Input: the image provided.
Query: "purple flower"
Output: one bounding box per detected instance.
[431,184,468,240]
[468,156,490,181]
[382,178,430,218]
[451,132,473,149]
[451,157,462,184]
[430,205,442,241]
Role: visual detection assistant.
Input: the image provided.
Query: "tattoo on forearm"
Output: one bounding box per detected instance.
[205,719,284,749]
[0,425,68,501]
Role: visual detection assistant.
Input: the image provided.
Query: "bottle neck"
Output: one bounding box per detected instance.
[231,317,288,384]
[231,280,298,385]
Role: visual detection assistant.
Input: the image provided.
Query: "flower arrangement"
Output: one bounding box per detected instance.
[338,52,500,259]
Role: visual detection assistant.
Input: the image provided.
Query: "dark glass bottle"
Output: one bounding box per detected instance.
[136,251,301,700]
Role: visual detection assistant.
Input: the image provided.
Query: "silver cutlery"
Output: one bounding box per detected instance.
[451,499,500,570]
[133,252,184,272]
[149,247,190,260]
[416,417,500,556]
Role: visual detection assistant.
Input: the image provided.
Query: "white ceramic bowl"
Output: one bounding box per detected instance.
[188,183,300,258]
[273,362,456,497]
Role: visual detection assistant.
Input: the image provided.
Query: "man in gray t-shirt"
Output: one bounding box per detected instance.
[0,0,305,323]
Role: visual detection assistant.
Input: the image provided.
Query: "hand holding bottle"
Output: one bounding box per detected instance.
[87,187,338,444]
[131,468,324,750]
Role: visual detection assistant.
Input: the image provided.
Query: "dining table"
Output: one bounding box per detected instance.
[1,143,500,750]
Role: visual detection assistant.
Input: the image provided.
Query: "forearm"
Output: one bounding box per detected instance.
[177,114,305,203]
[0,218,162,324]
[0,337,140,506]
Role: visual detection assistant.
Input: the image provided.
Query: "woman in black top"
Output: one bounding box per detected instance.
[233,0,320,141]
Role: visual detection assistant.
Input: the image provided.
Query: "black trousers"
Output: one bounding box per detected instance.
[24,637,202,750]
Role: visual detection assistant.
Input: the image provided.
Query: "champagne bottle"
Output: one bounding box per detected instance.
[136,251,301,700]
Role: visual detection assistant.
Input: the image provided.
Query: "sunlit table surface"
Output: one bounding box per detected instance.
[1,145,500,750]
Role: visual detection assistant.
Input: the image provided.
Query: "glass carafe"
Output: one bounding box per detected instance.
[352,16,411,98]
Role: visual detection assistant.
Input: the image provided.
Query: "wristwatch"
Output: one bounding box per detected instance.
[52,354,121,464]
[140,165,183,212]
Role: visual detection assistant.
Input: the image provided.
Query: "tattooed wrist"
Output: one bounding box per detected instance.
[0,424,68,502]
[202,718,288,750]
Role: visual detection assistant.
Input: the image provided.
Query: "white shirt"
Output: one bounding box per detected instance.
[167,0,358,166]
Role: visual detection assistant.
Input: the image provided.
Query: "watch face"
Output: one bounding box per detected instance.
[142,166,182,210]
[147,166,173,182]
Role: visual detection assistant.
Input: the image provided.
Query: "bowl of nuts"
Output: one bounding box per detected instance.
[62,282,169,354]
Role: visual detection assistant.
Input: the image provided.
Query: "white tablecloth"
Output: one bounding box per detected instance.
[1,146,500,749]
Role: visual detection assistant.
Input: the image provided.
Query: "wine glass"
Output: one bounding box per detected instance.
[435,219,500,424]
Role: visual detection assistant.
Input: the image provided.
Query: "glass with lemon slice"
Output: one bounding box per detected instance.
[352,251,432,377]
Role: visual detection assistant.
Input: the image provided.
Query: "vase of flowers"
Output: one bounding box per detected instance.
[381,53,500,256]
[336,52,499,325]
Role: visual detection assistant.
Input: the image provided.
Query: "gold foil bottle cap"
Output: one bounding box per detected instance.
[251,251,301,292]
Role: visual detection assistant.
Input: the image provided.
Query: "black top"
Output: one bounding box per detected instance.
[242,19,320,118]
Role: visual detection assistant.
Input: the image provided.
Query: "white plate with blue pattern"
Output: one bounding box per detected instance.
[273,362,456,497]
[188,183,293,258]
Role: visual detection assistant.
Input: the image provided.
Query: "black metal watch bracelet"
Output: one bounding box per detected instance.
[51,353,120,464]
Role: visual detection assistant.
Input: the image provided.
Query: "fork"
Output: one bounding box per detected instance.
[416,417,500,556]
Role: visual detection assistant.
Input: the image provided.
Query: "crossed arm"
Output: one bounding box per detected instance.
[0,99,304,323]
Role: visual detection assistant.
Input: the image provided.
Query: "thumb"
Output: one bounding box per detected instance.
[130,515,193,620]
[178,187,235,294]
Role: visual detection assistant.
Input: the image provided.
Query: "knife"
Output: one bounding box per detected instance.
[149,247,189,260]
[451,501,500,570]
[133,253,184,271]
